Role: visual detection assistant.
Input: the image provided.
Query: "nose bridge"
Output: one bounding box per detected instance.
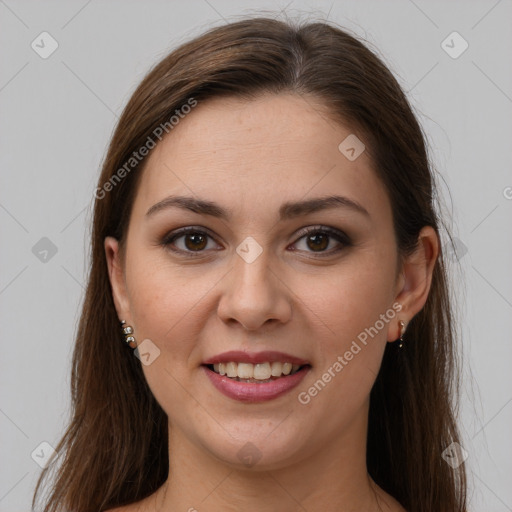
[217,236,291,330]
[232,236,276,299]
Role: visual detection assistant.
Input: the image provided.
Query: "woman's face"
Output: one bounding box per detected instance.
[107,93,406,470]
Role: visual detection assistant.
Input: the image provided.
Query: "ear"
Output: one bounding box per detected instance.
[104,236,131,322]
[387,226,439,342]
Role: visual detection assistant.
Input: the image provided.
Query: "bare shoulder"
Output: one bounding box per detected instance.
[104,503,143,512]
[372,483,407,512]
[383,495,407,512]
[380,493,407,512]
[105,486,162,512]
[376,496,407,512]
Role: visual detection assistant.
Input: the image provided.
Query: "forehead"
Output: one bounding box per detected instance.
[133,93,390,222]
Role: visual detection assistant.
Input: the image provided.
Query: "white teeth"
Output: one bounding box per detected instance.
[237,363,253,379]
[253,363,271,380]
[210,361,303,379]
[270,362,283,376]
[226,362,238,378]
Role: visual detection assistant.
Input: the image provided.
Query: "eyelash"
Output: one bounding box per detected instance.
[160,225,351,258]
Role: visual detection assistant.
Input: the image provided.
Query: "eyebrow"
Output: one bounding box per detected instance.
[145,194,370,220]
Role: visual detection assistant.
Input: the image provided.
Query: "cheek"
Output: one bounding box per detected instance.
[292,250,396,398]
[297,255,395,348]
[124,254,216,420]
[292,278,393,429]
[124,253,209,365]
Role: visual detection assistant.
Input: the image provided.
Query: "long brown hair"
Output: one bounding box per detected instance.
[32,15,467,512]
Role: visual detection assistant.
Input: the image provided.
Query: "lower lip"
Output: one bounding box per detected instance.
[202,365,310,403]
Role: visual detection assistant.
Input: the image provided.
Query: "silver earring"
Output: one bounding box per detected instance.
[120,320,137,348]
[398,320,406,349]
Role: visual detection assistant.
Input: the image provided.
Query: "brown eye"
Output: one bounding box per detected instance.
[162,228,220,256]
[305,233,329,251]
[162,225,350,258]
[292,226,351,255]
[183,233,207,251]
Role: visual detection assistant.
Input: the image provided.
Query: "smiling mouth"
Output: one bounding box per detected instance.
[204,361,309,383]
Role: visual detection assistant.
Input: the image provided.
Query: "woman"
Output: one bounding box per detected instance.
[32,16,467,512]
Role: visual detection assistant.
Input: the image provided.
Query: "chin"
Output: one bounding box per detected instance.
[200,423,312,471]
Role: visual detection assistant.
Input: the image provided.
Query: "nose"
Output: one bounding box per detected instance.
[216,248,292,332]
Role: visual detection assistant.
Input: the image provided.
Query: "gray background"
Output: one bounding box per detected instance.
[1,1,511,510]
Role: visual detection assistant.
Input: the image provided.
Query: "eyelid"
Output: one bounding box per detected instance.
[293,225,350,243]
[160,226,221,252]
[289,225,351,256]
[161,224,351,256]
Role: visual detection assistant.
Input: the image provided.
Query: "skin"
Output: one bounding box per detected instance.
[105,93,438,512]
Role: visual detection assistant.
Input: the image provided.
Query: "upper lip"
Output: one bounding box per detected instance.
[202,350,310,366]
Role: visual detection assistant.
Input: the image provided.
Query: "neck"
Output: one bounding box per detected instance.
[152,405,389,512]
